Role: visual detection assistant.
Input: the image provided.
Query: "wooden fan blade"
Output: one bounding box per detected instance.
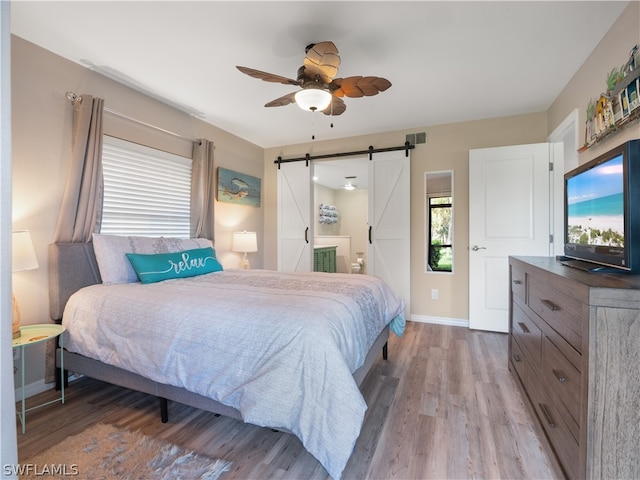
[322,96,346,116]
[264,92,297,108]
[236,66,299,86]
[303,41,340,83]
[332,76,392,98]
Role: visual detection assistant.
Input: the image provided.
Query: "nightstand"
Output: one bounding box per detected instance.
[12,324,65,434]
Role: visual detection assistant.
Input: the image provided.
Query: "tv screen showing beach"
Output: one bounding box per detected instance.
[566,155,624,247]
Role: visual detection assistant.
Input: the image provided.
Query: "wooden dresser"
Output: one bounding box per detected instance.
[508,256,640,480]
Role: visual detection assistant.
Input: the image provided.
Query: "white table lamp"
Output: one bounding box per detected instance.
[12,230,39,338]
[232,231,257,269]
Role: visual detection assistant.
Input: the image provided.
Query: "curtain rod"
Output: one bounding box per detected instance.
[274,142,415,168]
[65,92,199,144]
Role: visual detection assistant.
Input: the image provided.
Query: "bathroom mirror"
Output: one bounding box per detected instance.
[425,170,453,273]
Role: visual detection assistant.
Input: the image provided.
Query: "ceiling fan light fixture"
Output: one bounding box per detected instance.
[295,88,332,112]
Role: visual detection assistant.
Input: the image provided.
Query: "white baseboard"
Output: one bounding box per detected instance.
[409,314,469,328]
[15,374,81,400]
[14,379,53,400]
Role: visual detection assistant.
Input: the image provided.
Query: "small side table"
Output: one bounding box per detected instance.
[12,324,65,434]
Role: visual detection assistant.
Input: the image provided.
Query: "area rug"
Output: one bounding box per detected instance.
[22,423,231,479]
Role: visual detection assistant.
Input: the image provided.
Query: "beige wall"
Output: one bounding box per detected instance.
[11,36,264,386]
[264,113,548,321]
[548,1,640,164]
[335,187,368,262]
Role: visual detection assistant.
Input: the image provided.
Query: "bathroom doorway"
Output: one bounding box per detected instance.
[313,157,368,273]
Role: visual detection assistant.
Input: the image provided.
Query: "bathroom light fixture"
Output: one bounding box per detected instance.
[342,175,357,190]
[295,88,332,112]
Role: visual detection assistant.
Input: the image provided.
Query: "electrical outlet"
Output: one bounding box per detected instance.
[13,348,20,361]
[431,288,439,300]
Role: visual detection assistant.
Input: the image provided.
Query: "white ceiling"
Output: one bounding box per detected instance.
[11,1,628,152]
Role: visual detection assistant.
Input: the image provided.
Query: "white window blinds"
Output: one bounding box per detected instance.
[101,135,192,237]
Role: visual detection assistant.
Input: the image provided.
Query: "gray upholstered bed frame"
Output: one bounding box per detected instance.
[49,242,389,424]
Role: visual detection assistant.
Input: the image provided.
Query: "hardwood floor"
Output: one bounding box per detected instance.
[17,322,562,479]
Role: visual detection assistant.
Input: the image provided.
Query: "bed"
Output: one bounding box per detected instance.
[48,237,405,480]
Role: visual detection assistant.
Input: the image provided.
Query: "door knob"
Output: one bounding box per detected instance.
[471,245,487,251]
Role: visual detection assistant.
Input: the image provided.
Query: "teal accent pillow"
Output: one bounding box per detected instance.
[126,247,223,284]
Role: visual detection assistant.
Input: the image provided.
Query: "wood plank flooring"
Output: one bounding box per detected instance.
[16,321,562,479]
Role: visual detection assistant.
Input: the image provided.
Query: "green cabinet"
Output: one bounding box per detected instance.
[314,246,337,273]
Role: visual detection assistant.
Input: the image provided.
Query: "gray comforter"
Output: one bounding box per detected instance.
[62,269,405,479]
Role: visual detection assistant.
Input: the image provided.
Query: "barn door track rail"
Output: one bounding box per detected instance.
[274,142,414,168]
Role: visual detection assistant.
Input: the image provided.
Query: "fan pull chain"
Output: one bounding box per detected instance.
[328,97,334,129]
[309,110,334,140]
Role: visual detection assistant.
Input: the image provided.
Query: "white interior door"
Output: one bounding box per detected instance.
[469,143,551,332]
[368,151,411,314]
[277,162,313,272]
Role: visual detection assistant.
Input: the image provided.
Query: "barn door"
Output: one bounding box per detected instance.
[368,151,411,313]
[277,162,313,272]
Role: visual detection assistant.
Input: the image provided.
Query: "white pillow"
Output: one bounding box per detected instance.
[92,233,213,285]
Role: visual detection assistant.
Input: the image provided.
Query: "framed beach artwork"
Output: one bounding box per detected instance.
[217,167,261,207]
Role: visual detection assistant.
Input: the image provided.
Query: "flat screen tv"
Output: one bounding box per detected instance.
[564,139,640,272]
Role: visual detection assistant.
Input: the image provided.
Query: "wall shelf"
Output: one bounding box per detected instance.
[580,45,640,151]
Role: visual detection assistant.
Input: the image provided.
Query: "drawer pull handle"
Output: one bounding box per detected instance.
[517,322,530,334]
[513,279,523,285]
[538,403,556,428]
[513,354,521,362]
[552,369,567,383]
[541,299,560,312]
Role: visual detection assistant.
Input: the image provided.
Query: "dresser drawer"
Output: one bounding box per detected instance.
[526,368,579,480]
[512,303,542,368]
[542,336,581,441]
[511,264,526,307]
[528,277,583,352]
[510,335,526,384]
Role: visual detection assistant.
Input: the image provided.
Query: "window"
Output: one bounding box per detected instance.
[101,136,192,237]
[425,171,453,273]
[428,196,452,271]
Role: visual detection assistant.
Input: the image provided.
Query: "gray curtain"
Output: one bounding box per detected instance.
[53,94,104,243]
[48,94,103,382]
[190,139,215,240]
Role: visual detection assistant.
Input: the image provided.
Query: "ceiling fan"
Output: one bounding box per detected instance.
[236,41,391,115]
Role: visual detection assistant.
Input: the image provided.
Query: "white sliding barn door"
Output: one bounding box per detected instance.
[468,143,551,332]
[277,162,313,272]
[368,151,411,313]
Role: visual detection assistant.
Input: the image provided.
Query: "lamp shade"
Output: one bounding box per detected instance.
[295,88,332,112]
[12,230,38,339]
[12,230,39,272]
[232,231,258,253]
